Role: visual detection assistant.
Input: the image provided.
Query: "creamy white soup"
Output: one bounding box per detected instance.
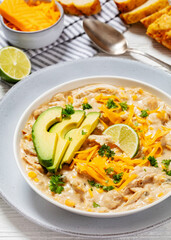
[20,84,171,213]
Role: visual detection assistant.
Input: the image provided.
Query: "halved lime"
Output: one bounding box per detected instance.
[103,124,139,158]
[0,47,31,83]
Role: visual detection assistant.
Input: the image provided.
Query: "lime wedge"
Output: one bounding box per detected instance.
[104,124,139,158]
[0,47,31,83]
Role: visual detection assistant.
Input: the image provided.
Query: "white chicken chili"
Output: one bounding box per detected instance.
[20,84,171,213]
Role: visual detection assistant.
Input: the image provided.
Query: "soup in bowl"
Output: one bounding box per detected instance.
[14,76,171,217]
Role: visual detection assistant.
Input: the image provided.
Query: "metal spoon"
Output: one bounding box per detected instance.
[83,19,171,72]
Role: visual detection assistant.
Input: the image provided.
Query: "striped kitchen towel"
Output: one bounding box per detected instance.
[0,0,127,71]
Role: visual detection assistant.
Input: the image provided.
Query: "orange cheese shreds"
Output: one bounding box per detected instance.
[117,174,137,191]
[95,93,121,104]
[157,110,166,120]
[138,158,150,167]
[100,105,123,124]
[124,104,134,125]
[0,0,60,32]
[69,159,75,169]
[72,146,142,190]
[166,145,171,150]
[99,118,109,130]
[4,19,20,30]
[68,92,170,193]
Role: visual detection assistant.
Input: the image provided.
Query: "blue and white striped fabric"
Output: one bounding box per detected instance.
[0,0,127,71]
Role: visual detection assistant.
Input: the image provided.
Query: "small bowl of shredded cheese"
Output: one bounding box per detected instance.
[0,0,64,49]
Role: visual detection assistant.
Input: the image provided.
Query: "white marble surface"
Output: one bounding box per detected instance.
[0,23,171,239]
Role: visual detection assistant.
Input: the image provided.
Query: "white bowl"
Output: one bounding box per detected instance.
[0,1,64,49]
[14,76,171,218]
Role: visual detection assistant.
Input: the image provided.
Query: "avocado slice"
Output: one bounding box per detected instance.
[32,107,62,167]
[61,112,100,166]
[47,110,85,173]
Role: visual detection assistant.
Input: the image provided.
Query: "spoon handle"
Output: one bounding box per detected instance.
[127,48,171,72]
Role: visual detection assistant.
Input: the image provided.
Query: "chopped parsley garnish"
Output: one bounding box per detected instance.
[88,180,103,188]
[113,172,123,184]
[68,137,72,141]
[105,167,114,174]
[162,159,171,169]
[88,180,114,191]
[148,156,158,167]
[162,159,171,176]
[82,130,87,135]
[88,180,95,186]
[163,169,171,176]
[102,185,114,191]
[98,144,115,159]
[49,174,65,194]
[105,168,123,184]
[144,169,147,172]
[119,102,128,111]
[106,99,118,109]
[93,202,100,208]
[82,103,92,110]
[140,110,149,118]
[62,104,74,117]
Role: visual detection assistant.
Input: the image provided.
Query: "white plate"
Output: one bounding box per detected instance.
[0,57,171,237]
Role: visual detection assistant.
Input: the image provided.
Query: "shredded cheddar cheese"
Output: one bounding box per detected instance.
[72,146,142,190]
[67,92,170,193]
[166,145,171,150]
[0,0,60,32]
[99,118,109,129]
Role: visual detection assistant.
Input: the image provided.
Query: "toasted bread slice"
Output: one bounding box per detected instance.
[146,13,171,50]
[57,0,82,15]
[114,0,148,13]
[120,0,169,24]
[162,30,171,50]
[57,0,101,15]
[141,6,171,28]
[74,0,101,15]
